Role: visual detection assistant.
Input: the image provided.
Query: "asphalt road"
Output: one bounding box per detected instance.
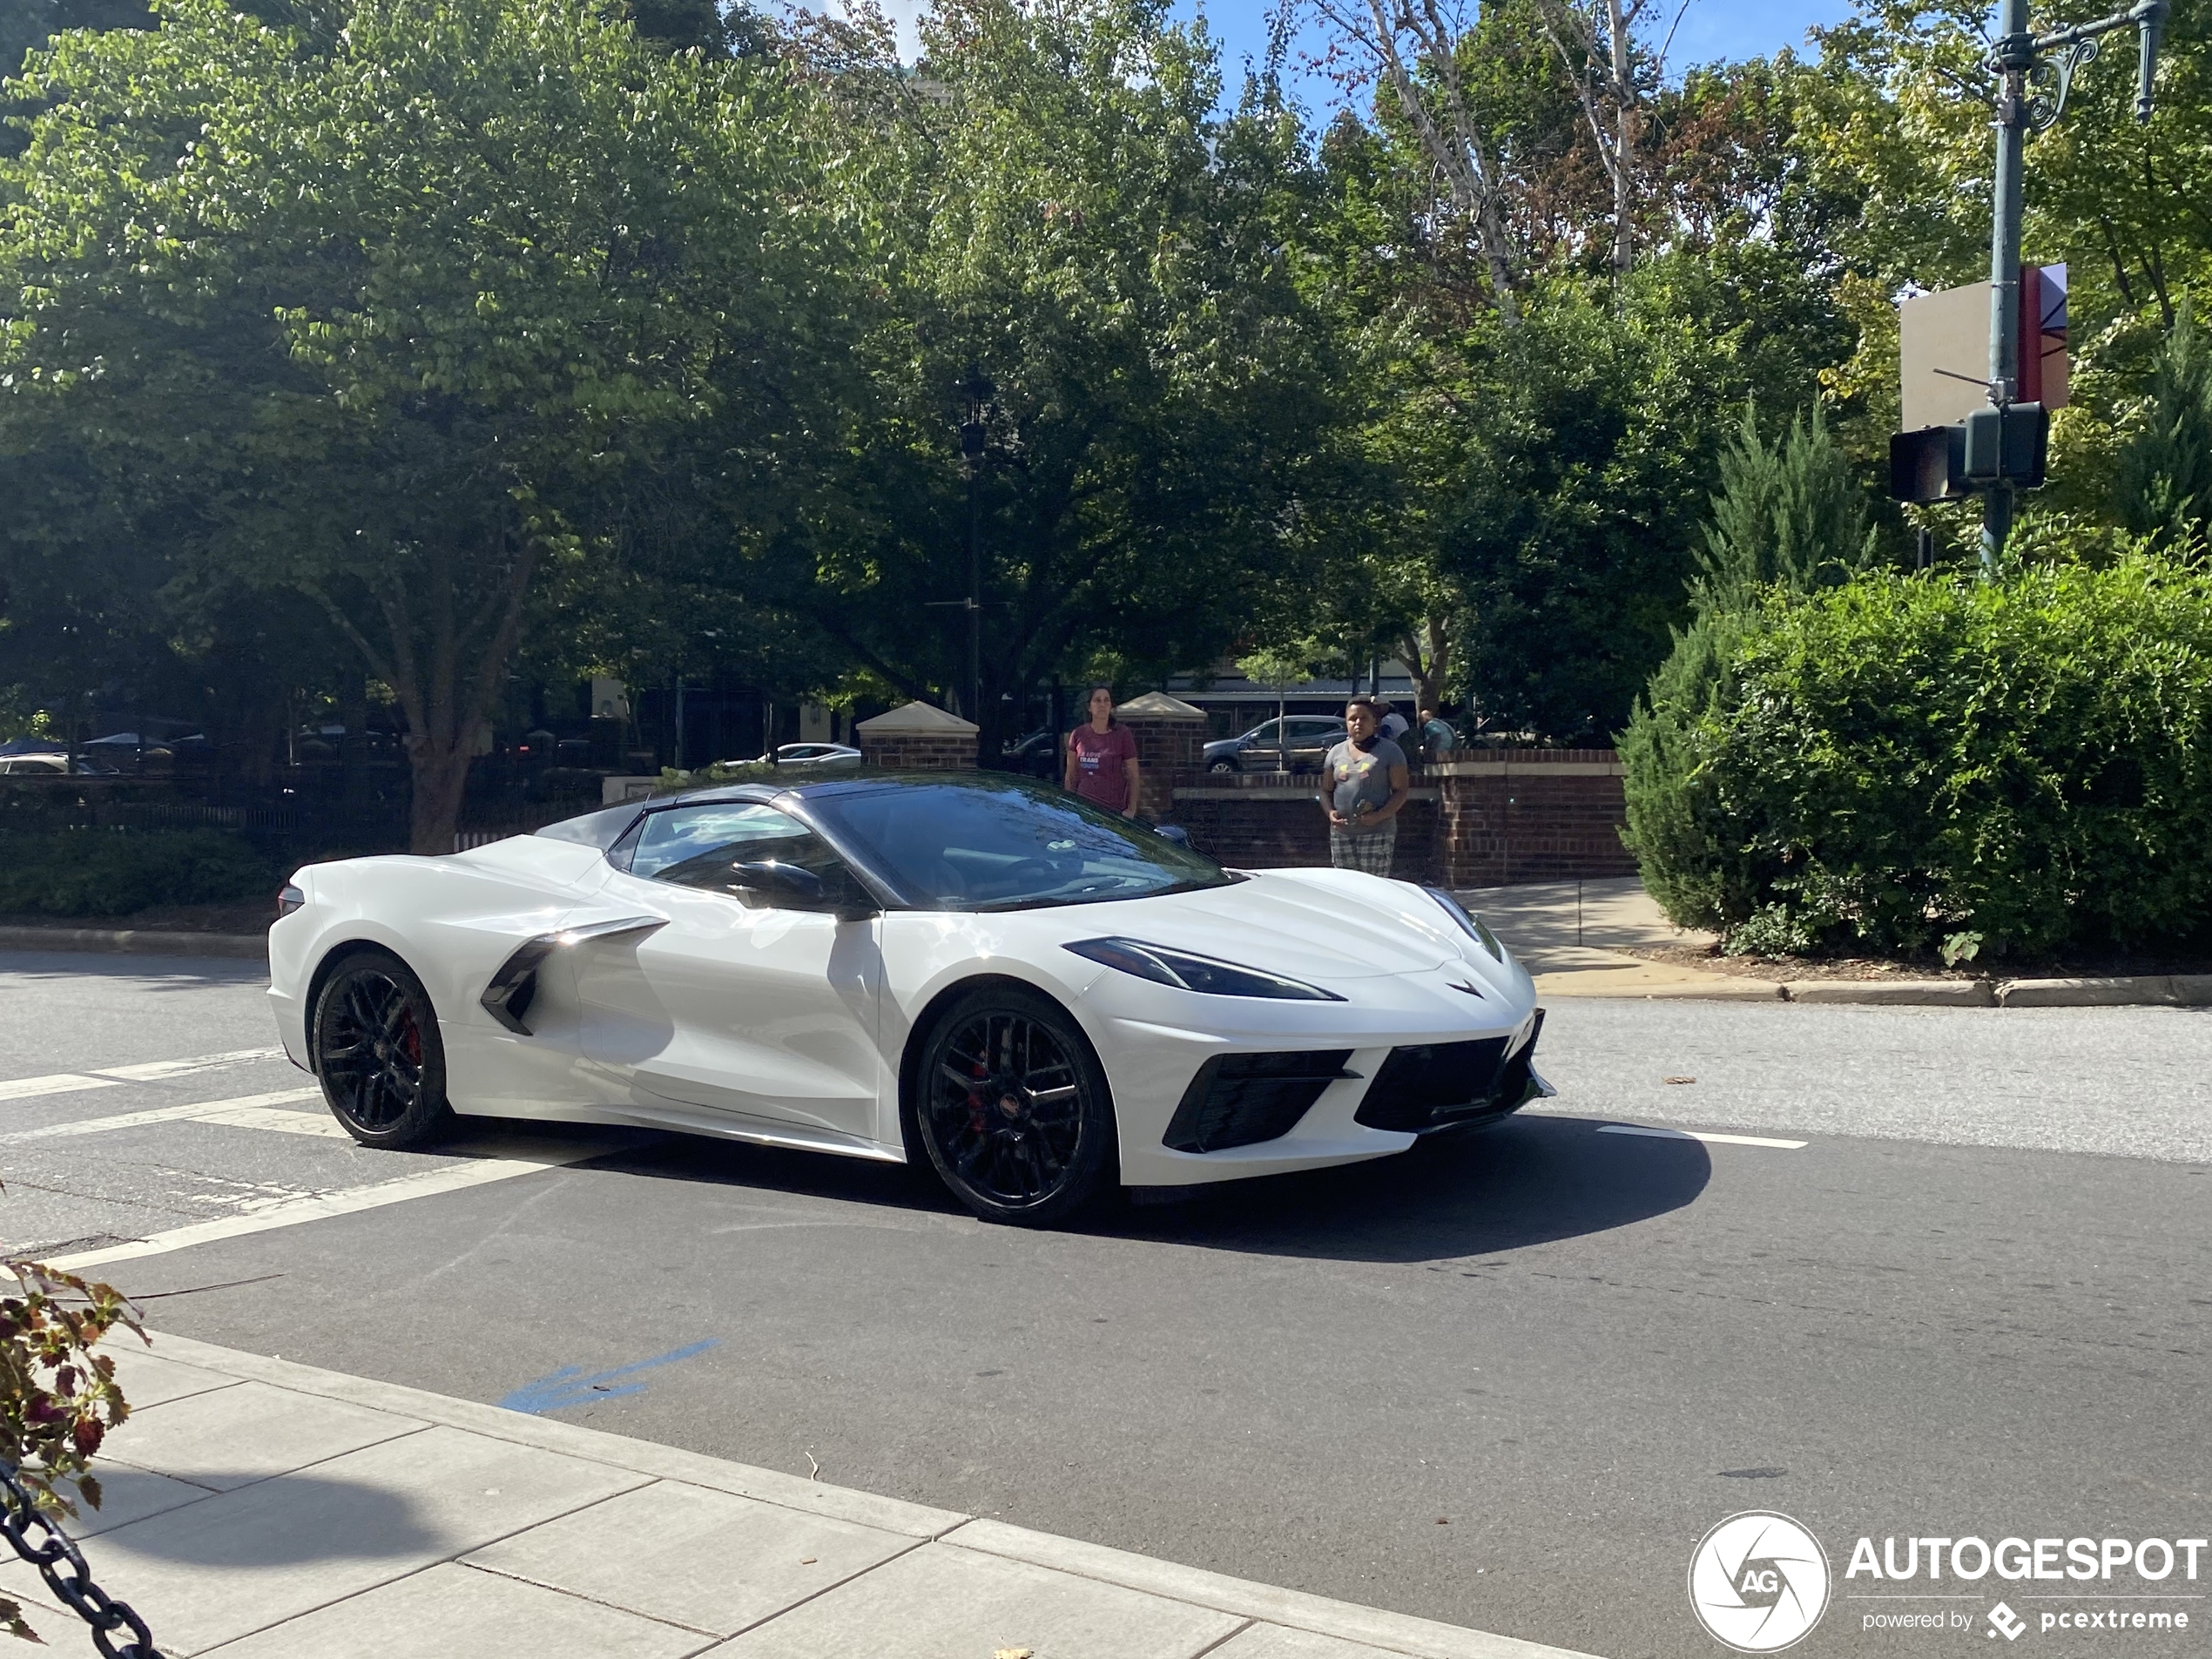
[3,948,2208,1659]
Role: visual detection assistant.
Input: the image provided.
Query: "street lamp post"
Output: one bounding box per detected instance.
[1974,0,2166,570]
[927,368,997,724]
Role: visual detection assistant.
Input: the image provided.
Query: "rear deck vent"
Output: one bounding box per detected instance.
[1163,1050,1355,1153]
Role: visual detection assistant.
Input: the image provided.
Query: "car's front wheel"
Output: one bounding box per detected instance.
[313,948,453,1149]
[1208,758,1238,774]
[914,985,1115,1226]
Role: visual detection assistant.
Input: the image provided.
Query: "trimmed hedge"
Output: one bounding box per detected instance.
[1622,556,2212,961]
[0,830,277,918]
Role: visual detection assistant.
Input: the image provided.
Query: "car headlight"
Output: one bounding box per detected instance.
[276,880,307,918]
[1063,938,1345,1001]
[1423,887,1505,962]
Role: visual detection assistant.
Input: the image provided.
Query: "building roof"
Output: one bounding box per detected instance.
[854,700,978,737]
[1115,691,1206,720]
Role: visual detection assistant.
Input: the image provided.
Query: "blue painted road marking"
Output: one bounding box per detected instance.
[499,1338,720,1414]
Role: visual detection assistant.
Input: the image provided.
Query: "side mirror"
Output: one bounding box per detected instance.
[728,861,826,905]
[1153,824,1191,846]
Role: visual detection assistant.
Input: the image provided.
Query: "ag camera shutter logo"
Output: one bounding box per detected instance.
[1689,1511,1831,1652]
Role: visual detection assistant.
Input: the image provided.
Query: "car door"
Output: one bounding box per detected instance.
[1287,718,1346,773]
[573,801,888,1145]
[1240,718,1286,771]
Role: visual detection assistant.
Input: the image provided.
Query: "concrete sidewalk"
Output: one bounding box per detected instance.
[3,1333,1599,1659]
[1460,878,1743,998]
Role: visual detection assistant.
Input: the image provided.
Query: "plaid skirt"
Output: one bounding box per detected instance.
[1329,819,1397,876]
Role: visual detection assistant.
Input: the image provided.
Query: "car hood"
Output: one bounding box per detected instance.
[1026,869,1465,982]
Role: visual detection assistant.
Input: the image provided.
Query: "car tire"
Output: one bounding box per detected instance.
[912,983,1116,1227]
[312,948,454,1150]
[1208,759,1237,774]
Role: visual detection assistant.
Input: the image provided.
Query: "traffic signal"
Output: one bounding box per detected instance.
[1889,403,2047,503]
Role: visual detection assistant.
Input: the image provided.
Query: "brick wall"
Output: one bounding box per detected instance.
[1170,774,1440,883]
[1431,751,1635,886]
[857,732,977,770]
[1120,715,1204,819]
[1165,750,1632,886]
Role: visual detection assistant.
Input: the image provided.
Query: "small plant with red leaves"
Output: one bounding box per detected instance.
[1,1260,145,1642]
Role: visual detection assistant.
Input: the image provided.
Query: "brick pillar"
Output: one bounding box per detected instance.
[853,702,978,770]
[1112,691,1208,820]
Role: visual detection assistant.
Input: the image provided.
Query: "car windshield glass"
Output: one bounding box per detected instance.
[807,779,1234,911]
[630,803,813,880]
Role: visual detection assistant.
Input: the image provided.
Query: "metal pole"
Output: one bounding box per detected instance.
[967,463,981,727]
[1982,0,2033,576]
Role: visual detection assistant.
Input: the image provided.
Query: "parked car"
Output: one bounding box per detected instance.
[734,743,864,772]
[999,728,1062,780]
[1201,716,1348,774]
[0,754,69,775]
[269,772,1545,1226]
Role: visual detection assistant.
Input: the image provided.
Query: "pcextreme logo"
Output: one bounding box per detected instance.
[1689,1511,1833,1653]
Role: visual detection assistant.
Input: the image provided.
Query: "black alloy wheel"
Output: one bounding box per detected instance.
[313,949,453,1149]
[915,986,1115,1226]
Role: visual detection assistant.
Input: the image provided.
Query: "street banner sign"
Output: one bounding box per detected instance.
[1898,265,2067,430]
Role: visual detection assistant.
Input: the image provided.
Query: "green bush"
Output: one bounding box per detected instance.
[1622,555,2212,960]
[0,830,277,918]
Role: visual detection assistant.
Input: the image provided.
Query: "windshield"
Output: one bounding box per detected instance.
[806,778,1235,911]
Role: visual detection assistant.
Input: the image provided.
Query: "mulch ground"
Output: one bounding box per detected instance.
[1626,942,2212,983]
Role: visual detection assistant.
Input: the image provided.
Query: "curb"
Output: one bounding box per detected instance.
[1551,973,2212,1008]
[137,1331,1602,1659]
[0,925,267,959]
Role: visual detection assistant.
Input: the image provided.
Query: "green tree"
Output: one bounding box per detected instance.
[771,0,1346,752]
[1,0,836,849]
[1693,401,1877,613]
[2115,298,2212,548]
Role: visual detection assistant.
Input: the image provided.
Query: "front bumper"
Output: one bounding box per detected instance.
[1101,999,1548,1187]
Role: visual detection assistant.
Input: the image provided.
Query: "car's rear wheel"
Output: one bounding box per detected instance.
[914,985,1115,1226]
[313,948,453,1149]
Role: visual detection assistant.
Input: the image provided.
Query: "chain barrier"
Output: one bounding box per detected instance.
[0,1461,157,1658]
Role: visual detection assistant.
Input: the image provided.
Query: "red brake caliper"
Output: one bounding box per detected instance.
[967,1060,989,1134]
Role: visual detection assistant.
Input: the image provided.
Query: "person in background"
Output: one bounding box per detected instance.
[1064,684,1141,816]
[1420,705,1458,763]
[1319,696,1410,875]
[1377,699,1410,741]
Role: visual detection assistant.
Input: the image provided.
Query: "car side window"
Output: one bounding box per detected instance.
[619,804,864,910]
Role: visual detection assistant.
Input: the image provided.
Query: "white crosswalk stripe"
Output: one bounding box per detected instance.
[46,1138,635,1272]
[0,1047,286,1104]
[3,1088,323,1142]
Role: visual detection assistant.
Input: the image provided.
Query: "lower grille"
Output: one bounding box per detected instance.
[1163,1050,1354,1153]
[1354,1011,1543,1132]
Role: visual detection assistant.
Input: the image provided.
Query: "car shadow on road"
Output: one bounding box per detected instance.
[1105,1113,1711,1263]
[573,1109,1710,1265]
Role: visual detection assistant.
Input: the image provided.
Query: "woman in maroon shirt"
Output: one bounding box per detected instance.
[1062,685,1141,816]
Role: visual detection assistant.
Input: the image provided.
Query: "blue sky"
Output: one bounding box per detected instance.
[865,0,1863,112]
[1183,0,1861,116]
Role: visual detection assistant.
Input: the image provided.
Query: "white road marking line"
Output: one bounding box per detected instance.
[187,1103,352,1139]
[0,1074,119,1103]
[93,1048,283,1082]
[3,1089,323,1142]
[0,1047,286,1104]
[1598,1123,1809,1150]
[44,1140,621,1273]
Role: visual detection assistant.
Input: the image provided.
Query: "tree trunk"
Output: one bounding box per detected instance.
[407,738,475,856]
[327,525,538,859]
[1606,0,1635,280]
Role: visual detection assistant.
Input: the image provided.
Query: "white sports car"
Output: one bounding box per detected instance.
[268,773,1548,1225]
